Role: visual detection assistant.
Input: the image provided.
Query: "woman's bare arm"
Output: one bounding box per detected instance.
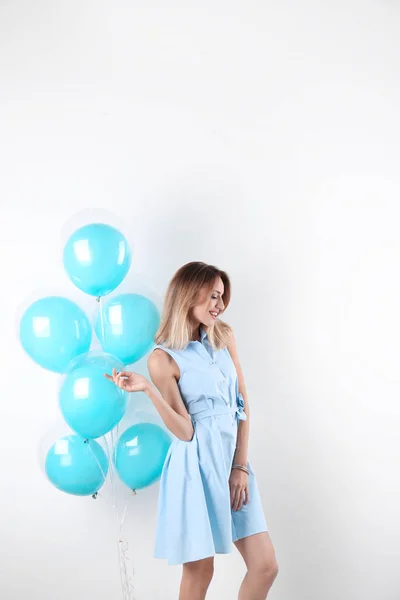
[227,328,250,466]
[146,349,194,442]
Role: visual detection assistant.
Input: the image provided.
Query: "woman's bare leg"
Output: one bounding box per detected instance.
[179,556,214,600]
[234,532,279,600]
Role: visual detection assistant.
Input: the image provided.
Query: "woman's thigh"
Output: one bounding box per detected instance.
[180,557,215,600]
[182,556,215,579]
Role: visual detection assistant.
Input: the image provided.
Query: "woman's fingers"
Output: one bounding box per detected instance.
[104,369,131,387]
[104,371,120,381]
[115,372,124,387]
[104,370,122,383]
[231,486,240,511]
[117,371,131,379]
[231,485,247,511]
[233,490,241,511]
[237,490,244,511]
[230,484,235,509]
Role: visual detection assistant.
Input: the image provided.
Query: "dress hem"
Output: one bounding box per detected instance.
[154,548,232,566]
[155,527,269,565]
[232,526,269,544]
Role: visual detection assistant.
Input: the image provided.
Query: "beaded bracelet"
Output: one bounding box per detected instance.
[232,463,249,475]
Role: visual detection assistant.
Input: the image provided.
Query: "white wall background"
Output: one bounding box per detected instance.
[1,1,399,599]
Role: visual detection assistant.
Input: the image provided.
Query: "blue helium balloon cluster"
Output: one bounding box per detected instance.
[94,293,160,365]
[114,423,172,491]
[59,352,129,439]
[45,434,108,496]
[19,296,92,373]
[19,217,166,498]
[63,223,132,297]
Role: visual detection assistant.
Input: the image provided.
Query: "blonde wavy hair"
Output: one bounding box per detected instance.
[154,261,232,351]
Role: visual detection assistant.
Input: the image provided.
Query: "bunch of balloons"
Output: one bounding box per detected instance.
[19,221,171,498]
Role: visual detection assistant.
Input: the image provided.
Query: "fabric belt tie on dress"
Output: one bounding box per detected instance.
[189,393,247,422]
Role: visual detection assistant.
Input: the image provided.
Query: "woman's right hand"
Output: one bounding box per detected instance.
[104,367,150,394]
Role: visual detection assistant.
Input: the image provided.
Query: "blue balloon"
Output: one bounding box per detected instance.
[114,423,171,490]
[63,223,132,297]
[45,434,108,496]
[59,352,129,439]
[19,296,92,373]
[94,293,160,364]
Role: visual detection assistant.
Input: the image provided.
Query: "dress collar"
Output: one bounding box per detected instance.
[200,325,207,342]
[189,325,208,344]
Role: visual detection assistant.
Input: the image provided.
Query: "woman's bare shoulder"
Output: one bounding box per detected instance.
[147,347,180,381]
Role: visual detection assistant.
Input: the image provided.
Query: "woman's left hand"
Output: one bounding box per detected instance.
[229,468,249,511]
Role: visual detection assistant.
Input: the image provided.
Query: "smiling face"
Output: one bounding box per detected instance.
[191,276,225,331]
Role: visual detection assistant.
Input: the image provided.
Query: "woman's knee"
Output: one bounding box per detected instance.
[250,557,279,584]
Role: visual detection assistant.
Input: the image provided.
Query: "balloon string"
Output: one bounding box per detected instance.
[85,441,113,505]
[96,297,136,599]
[86,437,135,597]
[98,296,106,355]
[110,427,136,600]
[103,434,117,510]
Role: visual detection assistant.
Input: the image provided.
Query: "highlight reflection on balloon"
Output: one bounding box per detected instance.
[63,223,132,297]
[94,293,160,365]
[59,352,129,439]
[45,434,108,496]
[114,423,171,490]
[19,296,92,373]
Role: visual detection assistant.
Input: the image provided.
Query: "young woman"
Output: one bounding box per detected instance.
[106,261,279,599]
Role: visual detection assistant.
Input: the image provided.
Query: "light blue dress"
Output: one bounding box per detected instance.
[151,325,268,565]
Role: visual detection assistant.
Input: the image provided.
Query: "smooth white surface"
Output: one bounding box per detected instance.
[1,1,399,599]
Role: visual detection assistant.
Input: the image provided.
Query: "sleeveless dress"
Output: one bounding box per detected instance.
[151,325,268,565]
